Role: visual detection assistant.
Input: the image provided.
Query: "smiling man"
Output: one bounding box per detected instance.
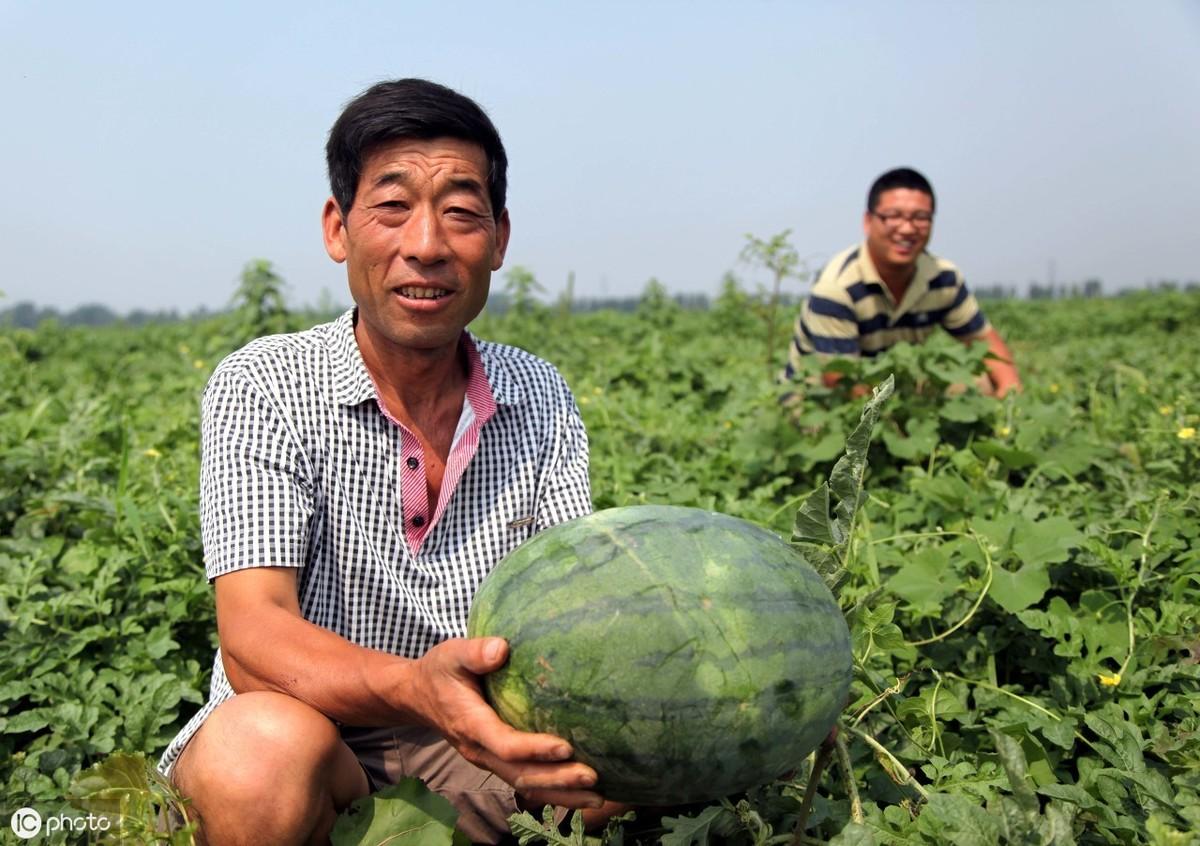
[786,168,1021,396]
[158,79,611,844]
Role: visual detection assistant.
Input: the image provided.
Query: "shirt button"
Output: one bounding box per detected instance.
[412,515,426,528]
[406,456,419,469]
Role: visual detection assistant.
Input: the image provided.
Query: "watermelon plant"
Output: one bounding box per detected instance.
[2,289,1197,844]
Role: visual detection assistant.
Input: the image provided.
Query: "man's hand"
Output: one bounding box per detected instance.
[977,327,1022,397]
[405,637,605,810]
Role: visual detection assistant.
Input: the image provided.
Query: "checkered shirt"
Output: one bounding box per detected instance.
[158,309,591,774]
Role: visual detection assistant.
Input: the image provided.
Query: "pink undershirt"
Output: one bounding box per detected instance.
[368,335,497,555]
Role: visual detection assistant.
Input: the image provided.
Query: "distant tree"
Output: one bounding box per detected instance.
[231,259,290,341]
[556,271,575,318]
[2,301,58,328]
[739,230,811,368]
[66,303,117,326]
[672,292,710,310]
[503,265,545,316]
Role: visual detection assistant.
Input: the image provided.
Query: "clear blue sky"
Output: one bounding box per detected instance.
[2,1,1198,313]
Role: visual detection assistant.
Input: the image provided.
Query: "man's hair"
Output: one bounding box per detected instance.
[325,78,508,220]
[867,167,935,213]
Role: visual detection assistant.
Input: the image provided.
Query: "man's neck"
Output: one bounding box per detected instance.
[354,322,468,432]
[866,245,916,305]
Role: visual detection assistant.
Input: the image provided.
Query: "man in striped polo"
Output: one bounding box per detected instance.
[786,168,1021,396]
[160,80,616,844]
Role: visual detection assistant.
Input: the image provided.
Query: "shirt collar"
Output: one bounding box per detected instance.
[856,242,941,317]
[327,308,522,408]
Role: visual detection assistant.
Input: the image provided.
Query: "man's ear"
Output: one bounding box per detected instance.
[491,208,511,271]
[862,211,873,239]
[322,198,348,263]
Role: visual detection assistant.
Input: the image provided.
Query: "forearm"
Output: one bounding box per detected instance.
[217,579,421,727]
[979,328,1022,396]
[984,356,1021,397]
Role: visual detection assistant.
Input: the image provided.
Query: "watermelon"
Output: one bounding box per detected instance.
[466,504,852,805]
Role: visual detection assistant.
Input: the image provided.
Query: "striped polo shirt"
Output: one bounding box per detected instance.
[158,309,591,774]
[786,243,989,377]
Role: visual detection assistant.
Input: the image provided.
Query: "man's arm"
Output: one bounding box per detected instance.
[972,326,1021,397]
[215,566,603,807]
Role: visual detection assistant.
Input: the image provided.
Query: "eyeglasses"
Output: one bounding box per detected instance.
[871,210,934,229]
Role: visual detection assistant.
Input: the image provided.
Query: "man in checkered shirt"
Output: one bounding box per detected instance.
[160,79,617,844]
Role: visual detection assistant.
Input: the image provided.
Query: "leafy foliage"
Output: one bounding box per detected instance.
[331,778,469,846]
[68,752,196,843]
[2,289,1198,844]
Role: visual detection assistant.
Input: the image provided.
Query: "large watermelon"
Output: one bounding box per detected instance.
[466,504,852,805]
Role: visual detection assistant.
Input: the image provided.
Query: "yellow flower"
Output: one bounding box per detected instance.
[592,386,603,395]
[578,396,590,405]
[178,343,191,355]
[1178,427,1196,441]
[193,359,206,370]
[143,448,161,459]
[1097,672,1121,687]
[1159,405,1174,415]
[723,420,733,429]
[1049,383,1060,394]
[997,426,1011,438]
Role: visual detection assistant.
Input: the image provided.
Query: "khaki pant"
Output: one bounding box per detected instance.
[342,725,565,844]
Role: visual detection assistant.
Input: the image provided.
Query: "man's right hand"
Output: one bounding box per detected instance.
[404,637,605,811]
[217,569,604,809]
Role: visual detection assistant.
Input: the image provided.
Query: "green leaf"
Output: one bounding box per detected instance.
[990,730,1038,815]
[506,808,578,846]
[793,484,837,546]
[660,804,739,846]
[918,792,1002,843]
[888,544,958,615]
[989,560,1050,614]
[330,778,467,846]
[5,707,54,734]
[1124,770,1177,811]
[1037,783,1103,811]
[68,752,152,815]
[880,416,939,460]
[827,821,877,846]
[1084,711,1146,772]
[1011,516,1084,567]
[973,440,1040,469]
[792,376,894,591]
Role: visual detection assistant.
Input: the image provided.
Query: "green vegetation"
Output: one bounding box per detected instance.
[2,287,1198,843]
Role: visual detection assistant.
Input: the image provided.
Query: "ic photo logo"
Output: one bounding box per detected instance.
[9,807,113,839]
[10,808,41,839]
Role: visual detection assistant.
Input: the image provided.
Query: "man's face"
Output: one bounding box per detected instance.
[862,188,934,275]
[322,137,510,356]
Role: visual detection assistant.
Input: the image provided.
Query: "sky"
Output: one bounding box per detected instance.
[2,1,1198,314]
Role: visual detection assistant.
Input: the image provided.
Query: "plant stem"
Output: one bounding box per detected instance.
[845,725,931,802]
[941,671,1061,721]
[850,674,911,728]
[1115,492,1165,679]
[790,735,835,846]
[907,533,994,647]
[835,732,864,824]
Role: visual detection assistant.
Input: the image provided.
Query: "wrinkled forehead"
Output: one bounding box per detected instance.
[360,136,491,180]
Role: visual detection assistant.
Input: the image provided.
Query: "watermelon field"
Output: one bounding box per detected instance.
[2,285,1198,844]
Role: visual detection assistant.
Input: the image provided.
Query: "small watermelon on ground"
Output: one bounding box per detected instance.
[467,504,852,805]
